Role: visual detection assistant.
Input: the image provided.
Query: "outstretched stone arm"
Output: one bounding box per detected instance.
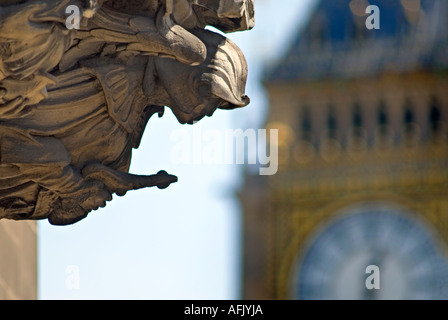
[82,163,178,197]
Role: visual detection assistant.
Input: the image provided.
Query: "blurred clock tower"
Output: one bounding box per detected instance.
[240,0,448,299]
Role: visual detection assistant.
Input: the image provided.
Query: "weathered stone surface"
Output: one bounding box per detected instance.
[0,0,253,225]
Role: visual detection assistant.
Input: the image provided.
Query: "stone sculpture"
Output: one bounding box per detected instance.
[0,0,253,225]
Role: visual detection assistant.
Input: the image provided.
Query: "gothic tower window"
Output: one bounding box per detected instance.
[429,96,442,138]
[378,100,388,128]
[402,98,420,144]
[300,107,312,142]
[352,102,363,137]
[404,100,415,134]
[404,106,414,124]
[376,100,392,144]
[374,99,396,149]
[327,105,338,140]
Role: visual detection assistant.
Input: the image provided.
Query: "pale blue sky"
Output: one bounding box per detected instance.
[38,0,316,300]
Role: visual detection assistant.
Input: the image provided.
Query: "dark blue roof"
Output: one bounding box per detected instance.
[265,0,448,83]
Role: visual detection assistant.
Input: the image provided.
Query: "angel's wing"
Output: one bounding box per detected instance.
[60,3,207,72]
[80,58,149,136]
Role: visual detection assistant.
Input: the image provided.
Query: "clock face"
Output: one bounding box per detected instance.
[294,203,448,300]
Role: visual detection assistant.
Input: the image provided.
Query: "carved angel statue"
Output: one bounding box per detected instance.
[0,0,253,225]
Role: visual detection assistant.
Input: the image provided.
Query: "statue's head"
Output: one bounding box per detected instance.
[154,29,250,124]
